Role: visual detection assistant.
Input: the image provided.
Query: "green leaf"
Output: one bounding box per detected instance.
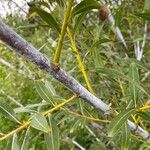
[121,122,130,150]
[72,0,100,16]
[32,7,61,33]
[45,81,56,96]
[0,101,20,123]
[20,127,30,150]
[92,39,112,47]
[108,108,134,137]
[128,62,140,107]
[144,0,150,12]
[44,115,60,150]
[5,138,12,150]
[136,112,150,122]
[28,1,50,10]
[92,47,104,69]
[136,12,150,20]
[35,80,55,105]
[11,133,20,150]
[97,67,150,98]
[31,113,50,133]
[73,12,87,35]
[54,0,64,7]
[115,6,123,26]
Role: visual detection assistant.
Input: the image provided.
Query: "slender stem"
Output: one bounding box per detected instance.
[0,94,109,141]
[67,28,94,94]
[0,121,31,141]
[0,95,77,141]
[0,22,149,140]
[62,108,110,123]
[137,105,150,111]
[42,95,77,116]
[53,0,74,65]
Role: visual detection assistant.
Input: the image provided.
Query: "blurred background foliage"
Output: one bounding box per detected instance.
[0,0,150,149]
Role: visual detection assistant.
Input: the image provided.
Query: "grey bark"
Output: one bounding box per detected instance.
[0,22,149,140]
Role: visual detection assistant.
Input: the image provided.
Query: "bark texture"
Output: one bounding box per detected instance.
[0,22,149,140]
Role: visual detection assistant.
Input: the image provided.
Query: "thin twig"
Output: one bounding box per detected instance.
[67,28,94,94]
[53,0,74,65]
[0,95,77,141]
[0,22,149,140]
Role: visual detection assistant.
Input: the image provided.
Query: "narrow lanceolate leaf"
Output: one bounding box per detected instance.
[35,80,55,105]
[72,0,100,16]
[92,39,112,48]
[144,0,150,11]
[108,108,134,137]
[20,127,30,150]
[73,12,87,35]
[121,122,130,150]
[11,133,20,150]
[5,138,12,150]
[45,81,56,96]
[32,8,60,33]
[97,67,149,98]
[92,47,104,69]
[136,13,150,20]
[128,62,140,107]
[0,101,20,124]
[136,112,150,122]
[31,113,50,133]
[44,115,60,150]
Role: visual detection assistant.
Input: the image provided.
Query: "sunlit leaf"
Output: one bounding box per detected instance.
[55,0,64,7]
[44,115,60,150]
[20,127,30,150]
[11,133,20,150]
[92,39,112,47]
[0,101,20,123]
[121,122,130,150]
[31,113,50,133]
[108,108,134,137]
[73,12,87,35]
[32,7,60,33]
[5,138,12,150]
[28,1,50,10]
[128,62,140,107]
[72,0,100,16]
[144,0,150,12]
[115,6,123,26]
[35,80,55,105]
[92,48,104,69]
[97,67,150,98]
[45,81,56,96]
[136,111,150,122]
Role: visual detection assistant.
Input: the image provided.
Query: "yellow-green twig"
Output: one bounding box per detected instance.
[119,80,125,97]
[138,105,150,111]
[0,95,77,141]
[0,121,30,141]
[45,94,108,123]
[62,108,110,123]
[67,28,94,94]
[42,95,77,116]
[53,0,74,65]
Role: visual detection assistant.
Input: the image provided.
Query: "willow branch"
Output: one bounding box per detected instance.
[53,0,74,65]
[0,22,149,140]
